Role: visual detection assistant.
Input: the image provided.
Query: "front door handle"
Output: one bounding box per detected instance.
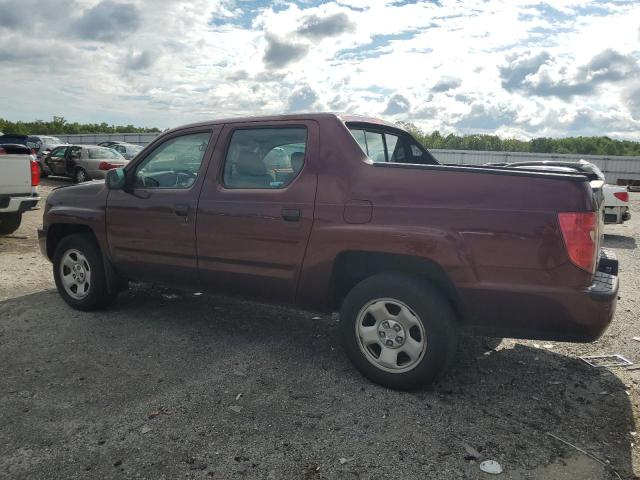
[281,208,301,222]
[174,204,190,217]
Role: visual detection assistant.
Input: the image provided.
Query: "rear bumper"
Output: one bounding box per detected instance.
[463,249,619,342]
[0,195,41,213]
[604,206,630,224]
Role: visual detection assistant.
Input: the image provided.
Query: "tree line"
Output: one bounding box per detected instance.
[398,122,640,157]
[2,117,639,156]
[0,117,161,135]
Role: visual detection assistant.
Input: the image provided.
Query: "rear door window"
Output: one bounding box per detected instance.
[348,126,437,165]
[223,127,307,189]
[348,128,402,162]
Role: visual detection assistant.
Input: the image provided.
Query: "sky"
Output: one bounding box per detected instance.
[0,0,639,139]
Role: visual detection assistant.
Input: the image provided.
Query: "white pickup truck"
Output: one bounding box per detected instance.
[603,185,631,224]
[0,144,41,235]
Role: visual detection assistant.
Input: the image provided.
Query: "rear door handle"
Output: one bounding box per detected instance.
[281,208,301,222]
[174,204,190,217]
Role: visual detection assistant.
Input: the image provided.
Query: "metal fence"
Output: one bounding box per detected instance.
[429,149,640,185]
[54,133,160,146]
[54,134,640,184]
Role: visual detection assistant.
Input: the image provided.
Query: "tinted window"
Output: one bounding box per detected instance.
[134,132,210,189]
[223,128,307,189]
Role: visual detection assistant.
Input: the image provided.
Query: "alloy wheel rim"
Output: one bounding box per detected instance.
[59,249,91,300]
[355,298,427,373]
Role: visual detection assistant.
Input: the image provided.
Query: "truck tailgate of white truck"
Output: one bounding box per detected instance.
[0,154,32,196]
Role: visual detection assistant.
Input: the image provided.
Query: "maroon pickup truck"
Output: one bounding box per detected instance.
[39,114,618,389]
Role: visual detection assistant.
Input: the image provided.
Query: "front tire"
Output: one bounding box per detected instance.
[340,273,457,390]
[0,212,22,235]
[53,234,118,311]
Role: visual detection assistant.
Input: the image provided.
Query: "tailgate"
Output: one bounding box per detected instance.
[0,155,31,195]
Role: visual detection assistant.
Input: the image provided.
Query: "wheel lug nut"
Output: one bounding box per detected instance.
[396,336,403,343]
[379,331,386,338]
[385,340,393,347]
[393,324,401,332]
[382,321,390,328]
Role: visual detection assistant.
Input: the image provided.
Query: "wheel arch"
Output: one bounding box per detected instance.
[329,250,463,321]
[46,223,97,261]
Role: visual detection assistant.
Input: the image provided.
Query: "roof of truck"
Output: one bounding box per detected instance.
[161,113,402,136]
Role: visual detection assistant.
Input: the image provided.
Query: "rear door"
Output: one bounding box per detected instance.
[106,127,220,287]
[196,120,319,304]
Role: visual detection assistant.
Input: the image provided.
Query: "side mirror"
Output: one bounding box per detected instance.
[106,167,127,190]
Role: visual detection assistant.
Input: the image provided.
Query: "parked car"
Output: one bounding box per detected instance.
[0,134,68,176]
[106,142,143,160]
[0,134,35,153]
[38,114,618,390]
[97,141,123,147]
[42,145,128,183]
[490,160,631,225]
[0,144,40,235]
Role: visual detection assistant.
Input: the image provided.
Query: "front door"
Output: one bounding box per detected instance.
[46,146,69,175]
[106,127,220,287]
[196,121,318,304]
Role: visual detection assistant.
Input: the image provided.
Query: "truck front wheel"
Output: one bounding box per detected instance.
[0,212,22,235]
[52,234,118,311]
[340,273,457,390]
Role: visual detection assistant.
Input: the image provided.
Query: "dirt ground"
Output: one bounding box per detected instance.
[1,178,638,479]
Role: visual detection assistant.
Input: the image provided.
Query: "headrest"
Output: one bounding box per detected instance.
[290,151,305,170]
[235,150,268,176]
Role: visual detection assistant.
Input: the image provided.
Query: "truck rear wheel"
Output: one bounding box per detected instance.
[340,273,457,390]
[52,234,118,311]
[0,212,22,235]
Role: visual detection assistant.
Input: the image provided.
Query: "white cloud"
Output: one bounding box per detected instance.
[0,0,639,139]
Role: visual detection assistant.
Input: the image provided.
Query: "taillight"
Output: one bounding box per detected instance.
[558,212,598,273]
[0,148,6,155]
[30,159,40,186]
[98,161,118,171]
[613,191,629,203]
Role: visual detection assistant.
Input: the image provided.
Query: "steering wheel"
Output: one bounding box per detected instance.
[140,175,160,187]
[174,169,197,187]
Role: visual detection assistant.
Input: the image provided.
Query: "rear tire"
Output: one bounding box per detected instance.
[0,212,22,235]
[340,273,457,390]
[53,234,118,311]
[74,167,90,183]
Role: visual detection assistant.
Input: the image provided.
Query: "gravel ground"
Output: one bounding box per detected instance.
[1,178,638,479]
